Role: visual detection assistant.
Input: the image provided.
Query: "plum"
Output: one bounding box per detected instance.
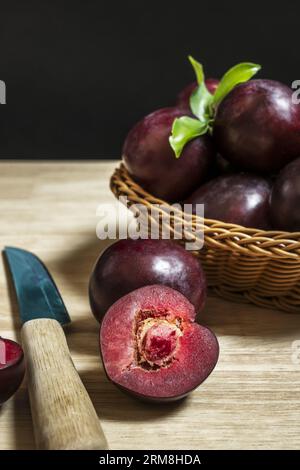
[270,157,300,232]
[0,337,25,404]
[89,239,206,322]
[100,285,219,402]
[176,78,219,111]
[122,107,215,202]
[213,79,300,174]
[205,78,220,94]
[184,173,272,229]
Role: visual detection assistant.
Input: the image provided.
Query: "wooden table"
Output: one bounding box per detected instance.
[0,161,300,450]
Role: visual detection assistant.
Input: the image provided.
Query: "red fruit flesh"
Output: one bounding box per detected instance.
[184,173,272,229]
[0,338,21,368]
[213,79,300,174]
[176,78,219,111]
[100,285,219,402]
[89,239,207,322]
[0,337,25,404]
[122,107,215,202]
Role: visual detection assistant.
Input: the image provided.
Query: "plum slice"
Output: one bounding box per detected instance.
[100,285,219,402]
[0,337,25,404]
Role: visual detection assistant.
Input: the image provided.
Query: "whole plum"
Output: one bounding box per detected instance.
[184,173,272,229]
[122,107,215,202]
[213,79,300,174]
[89,239,206,322]
[270,157,300,231]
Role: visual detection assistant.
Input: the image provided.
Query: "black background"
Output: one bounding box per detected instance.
[0,0,299,159]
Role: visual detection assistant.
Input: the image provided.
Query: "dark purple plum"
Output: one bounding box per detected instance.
[270,157,300,232]
[213,79,300,174]
[122,107,215,202]
[89,239,207,322]
[176,78,219,110]
[0,337,25,404]
[184,173,272,229]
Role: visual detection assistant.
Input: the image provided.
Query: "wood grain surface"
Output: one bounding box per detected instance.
[0,161,300,450]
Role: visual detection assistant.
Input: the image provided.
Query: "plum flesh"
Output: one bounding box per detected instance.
[122,107,215,202]
[184,173,272,229]
[213,79,300,174]
[89,239,207,322]
[100,285,219,402]
[176,78,219,111]
[270,157,300,232]
[0,337,25,404]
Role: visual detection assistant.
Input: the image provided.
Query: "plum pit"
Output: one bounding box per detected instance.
[136,312,183,368]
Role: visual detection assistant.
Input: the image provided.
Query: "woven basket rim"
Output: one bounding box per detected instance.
[110,163,300,259]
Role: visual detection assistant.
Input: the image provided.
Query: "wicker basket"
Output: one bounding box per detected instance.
[110,164,300,313]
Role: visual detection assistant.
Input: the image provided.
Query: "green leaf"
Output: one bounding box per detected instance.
[188,55,205,85]
[169,116,209,158]
[190,83,214,121]
[188,56,214,121]
[213,62,261,105]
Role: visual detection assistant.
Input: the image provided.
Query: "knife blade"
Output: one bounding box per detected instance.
[4,247,108,450]
[5,246,70,325]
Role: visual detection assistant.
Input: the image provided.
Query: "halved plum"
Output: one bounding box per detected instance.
[100,285,219,402]
[0,337,25,404]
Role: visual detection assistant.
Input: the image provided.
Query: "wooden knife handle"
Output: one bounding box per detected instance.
[21,318,108,450]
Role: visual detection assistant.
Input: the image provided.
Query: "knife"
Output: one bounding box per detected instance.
[4,247,108,450]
